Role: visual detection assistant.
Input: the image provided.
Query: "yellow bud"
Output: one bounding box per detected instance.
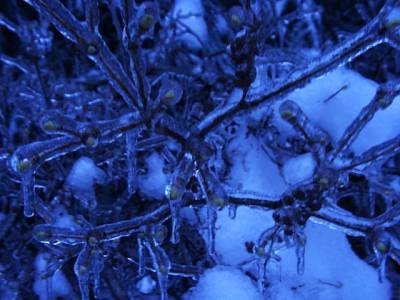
[230,14,242,27]
[79,265,87,275]
[43,120,59,131]
[256,247,265,257]
[318,177,329,187]
[280,110,294,121]
[17,158,32,172]
[140,14,153,31]
[212,196,225,209]
[36,230,50,241]
[85,136,98,147]
[88,236,98,246]
[376,241,388,253]
[168,185,179,200]
[162,90,175,103]
[87,44,97,55]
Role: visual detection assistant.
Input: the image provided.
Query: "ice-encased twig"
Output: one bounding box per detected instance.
[73,245,91,300]
[194,168,219,257]
[345,134,400,169]
[165,153,194,244]
[33,224,87,245]
[10,136,83,217]
[85,0,99,33]
[310,206,374,236]
[195,0,398,136]
[0,54,32,73]
[279,99,329,162]
[126,129,139,197]
[24,0,142,111]
[330,78,400,161]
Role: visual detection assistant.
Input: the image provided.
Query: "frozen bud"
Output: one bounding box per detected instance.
[88,236,98,246]
[42,120,60,132]
[208,180,228,210]
[255,246,265,257]
[228,6,245,28]
[10,147,38,174]
[137,1,159,34]
[11,156,33,173]
[376,240,389,253]
[154,225,168,244]
[87,44,98,55]
[165,184,180,200]
[279,100,300,123]
[159,79,183,106]
[79,125,100,148]
[373,230,391,254]
[139,14,154,32]
[78,265,88,276]
[40,112,80,136]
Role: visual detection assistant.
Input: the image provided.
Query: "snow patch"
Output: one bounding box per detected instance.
[282,153,316,185]
[34,253,74,300]
[173,0,208,49]
[138,152,168,200]
[184,266,263,300]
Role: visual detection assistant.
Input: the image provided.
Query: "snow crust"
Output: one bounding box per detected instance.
[138,151,167,200]
[184,266,263,300]
[65,156,106,207]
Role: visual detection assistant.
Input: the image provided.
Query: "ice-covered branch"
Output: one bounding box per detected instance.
[23,0,142,110]
[330,78,400,161]
[195,0,399,136]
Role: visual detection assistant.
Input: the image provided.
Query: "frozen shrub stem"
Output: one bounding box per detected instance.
[1,0,400,299]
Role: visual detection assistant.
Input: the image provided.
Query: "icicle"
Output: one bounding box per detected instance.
[137,236,145,276]
[21,171,35,217]
[74,246,91,300]
[256,254,267,292]
[206,206,218,258]
[91,248,104,299]
[165,153,194,244]
[194,168,221,258]
[126,129,139,197]
[144,226,171,300]
[228,205,237,219]
[295,231,306,275]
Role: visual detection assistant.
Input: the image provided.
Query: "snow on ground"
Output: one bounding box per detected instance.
[266,221,391,300]
[184,266,263,300]
[282,153,316,185]
[138,151,168,200]
[172,0,208,49]
[33,253,75,300]
[188,67,395,299]
[215,206,274,266]
[272,67,400,154]
[65,156,106,208]
[226,124,287,196]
